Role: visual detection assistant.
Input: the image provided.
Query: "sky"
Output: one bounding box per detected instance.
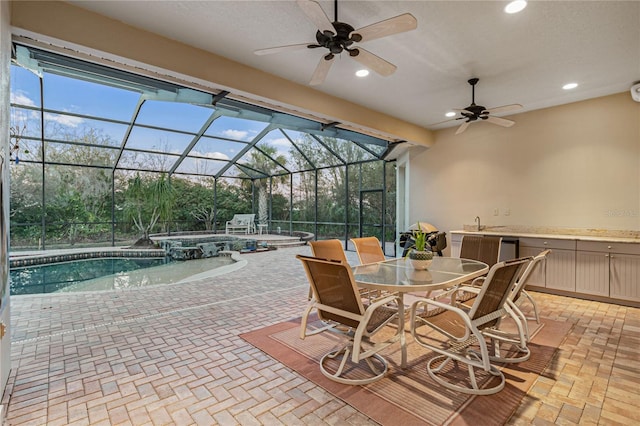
[9,65,300,175]
[9,63,379,176]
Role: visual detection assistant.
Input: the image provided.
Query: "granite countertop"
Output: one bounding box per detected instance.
[450,226,640,244]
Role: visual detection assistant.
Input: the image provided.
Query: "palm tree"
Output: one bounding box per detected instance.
[123,173,175,246]
[242,144,287,226]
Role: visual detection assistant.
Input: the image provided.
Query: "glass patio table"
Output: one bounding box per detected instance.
[352,256,489,368]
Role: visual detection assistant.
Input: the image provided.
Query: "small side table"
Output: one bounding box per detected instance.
[257,224,268,235]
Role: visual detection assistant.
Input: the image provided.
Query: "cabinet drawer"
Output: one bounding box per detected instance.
[519,237,576,251]
[577,240,640,255]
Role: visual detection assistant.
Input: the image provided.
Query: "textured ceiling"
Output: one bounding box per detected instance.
[67,0,640,131]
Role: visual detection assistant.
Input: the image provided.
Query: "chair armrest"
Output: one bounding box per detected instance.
[432,285,462,301]
[470,276,486,287]
[362,294,400,319]
[458,285,481,295]
[354,294,400,337]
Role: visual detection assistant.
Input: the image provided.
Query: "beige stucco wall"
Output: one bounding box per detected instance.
[408,92,640,235]
[9,0,433,147]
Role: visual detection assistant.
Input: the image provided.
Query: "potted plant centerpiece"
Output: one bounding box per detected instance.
[407,222,434,270]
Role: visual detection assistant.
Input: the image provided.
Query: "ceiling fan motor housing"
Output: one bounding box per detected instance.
[461,104,488,120]
[315,22,359,56]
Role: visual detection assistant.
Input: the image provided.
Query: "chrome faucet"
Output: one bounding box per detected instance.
[475,216,481,231]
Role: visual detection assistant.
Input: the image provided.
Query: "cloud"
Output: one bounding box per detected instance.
[10,108,35,125]
[190,149,229,161]
[261,137,291,158]
[10,91,36,107]
[44,112,84,128]
[204,152,229,160]
[11,91,85,129]
[266,137,290,147]
[221,129,249,140]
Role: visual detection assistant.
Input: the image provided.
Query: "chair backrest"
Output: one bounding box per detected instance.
[460,235,502,268]
[351,236,385,264]
[297,255,364,329]
[468,257,532,328]
[309,239,348,263]
[232,213,255,224]
[511,249,551,301]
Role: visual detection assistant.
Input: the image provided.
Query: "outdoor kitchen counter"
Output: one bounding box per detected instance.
[450,226,640,244]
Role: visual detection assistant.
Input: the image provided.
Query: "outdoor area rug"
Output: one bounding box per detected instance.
[240,314,572,426]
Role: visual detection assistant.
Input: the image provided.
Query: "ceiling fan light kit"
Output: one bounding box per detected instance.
[254,0,417,86]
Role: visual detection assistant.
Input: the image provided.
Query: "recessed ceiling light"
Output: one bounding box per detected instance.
[504,0,527,14]
[355,69,370,78]
[563,82,578,90]
[445,112,456,117]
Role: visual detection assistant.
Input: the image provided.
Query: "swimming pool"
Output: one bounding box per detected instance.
[10,256,236,294]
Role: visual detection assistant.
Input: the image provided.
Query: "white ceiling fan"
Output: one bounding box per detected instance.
[440,78,523,135]
[254,0,417,86]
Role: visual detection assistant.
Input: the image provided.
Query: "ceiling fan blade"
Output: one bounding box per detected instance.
[309,56,334,86]
[296,0,335,35]
[484,103,523,115]
[352,13,417,42]
[429,117,465,127]
[455,121,471,135]
[352,48,396,76]
[486,116,515,127]
[452,108,474,115]
[254,43,313,56]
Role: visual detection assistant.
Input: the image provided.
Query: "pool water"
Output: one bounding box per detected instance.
[10,256,235,294]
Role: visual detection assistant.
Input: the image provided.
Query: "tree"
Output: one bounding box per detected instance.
[123,173,175,245]
[171,177,216,231]
[243,144,288,225]
[215,180,252,224]
[10,125,117,247]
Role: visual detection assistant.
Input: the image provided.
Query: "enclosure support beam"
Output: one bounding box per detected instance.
[344,165,349,251]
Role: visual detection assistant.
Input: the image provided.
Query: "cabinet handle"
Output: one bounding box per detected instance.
[605,254,609,257]
[543,241,548,245]
[608,245,612,250]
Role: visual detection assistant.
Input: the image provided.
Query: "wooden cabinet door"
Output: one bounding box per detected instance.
[519,246,546,287]
[576,251,609,297]
[610,254,640,302]
[546,249,576,291]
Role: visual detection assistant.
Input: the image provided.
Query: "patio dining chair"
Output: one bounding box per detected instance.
[307,239,349,300]
[409,257,531,395]
[351,236,386,265]
[309,239,348,263]
[457,249,550,344]
[297,255,401,385]
[455,235,503,300]
[460,235,502,269]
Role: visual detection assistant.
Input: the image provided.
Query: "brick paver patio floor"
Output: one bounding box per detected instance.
[3,245,639,425]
